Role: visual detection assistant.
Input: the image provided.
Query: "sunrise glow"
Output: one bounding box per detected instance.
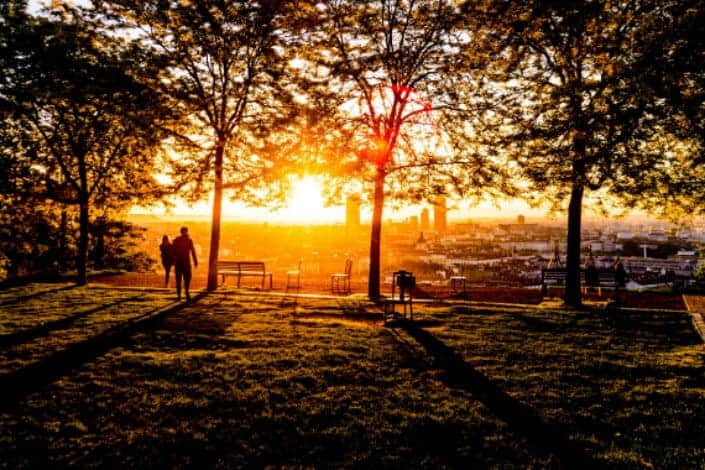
[274,175,340,224]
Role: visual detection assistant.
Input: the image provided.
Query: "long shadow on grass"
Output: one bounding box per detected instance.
[0,291,209,408]
[0,284,78,307]
[604,311,702,347]
[399,323,600,469]
[0,295,144,348]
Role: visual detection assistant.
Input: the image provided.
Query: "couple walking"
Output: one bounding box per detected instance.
[160,226,198,300]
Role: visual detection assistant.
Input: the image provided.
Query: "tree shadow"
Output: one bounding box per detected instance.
[0,294,145,348]
[604,311,702,347]
[399,324,601,469]
[0,291,210,408]
[508,311,565,333]
[0,284,78,307]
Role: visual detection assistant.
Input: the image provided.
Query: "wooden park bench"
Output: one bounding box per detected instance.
[541,268,619,297]
[592,271,618,295]
[217,261,273,290]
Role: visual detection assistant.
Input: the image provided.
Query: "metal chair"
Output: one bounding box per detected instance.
[286,260,302,292]
[384,270,415,321]
[331,259,352,294]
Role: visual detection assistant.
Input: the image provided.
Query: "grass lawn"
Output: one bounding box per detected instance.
[0,284,703,468]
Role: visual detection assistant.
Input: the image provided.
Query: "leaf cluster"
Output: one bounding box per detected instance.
[288,0,510,205]
[95,0,304,205]
[2,4,175,209]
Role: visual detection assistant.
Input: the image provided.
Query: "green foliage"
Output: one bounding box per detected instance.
[0,194,155,280]
[1,4,174,283]
[613,0,705,214]
[89,218,156,272]
[296,0,506,203]
[97,0,300,204]
[467,0,702,304]
[0,195,70,279]
[291,0,510,298]
[2,10,172,206]
[96,0,304,290]
[473,0,671,202]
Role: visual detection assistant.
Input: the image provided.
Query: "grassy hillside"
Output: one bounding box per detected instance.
[1,284,703,468]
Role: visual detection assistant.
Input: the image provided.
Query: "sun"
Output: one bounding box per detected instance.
[276,175,339,224]
[290,176,324,210]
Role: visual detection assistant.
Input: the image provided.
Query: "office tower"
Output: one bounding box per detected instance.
[434,196,447,233]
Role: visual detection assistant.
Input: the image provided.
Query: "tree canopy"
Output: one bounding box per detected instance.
[295,0,508,299]
[97,0,302,290]
[469,0,694,305]
[1,4,172,283]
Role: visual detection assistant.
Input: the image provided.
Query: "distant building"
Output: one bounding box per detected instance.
[498,223,539,236]
[408,215,419,231]
[434,197,447,233]
[647,230,669,242]
[420,208,430,231]
[517,214,525,225]
[345,194,361,227]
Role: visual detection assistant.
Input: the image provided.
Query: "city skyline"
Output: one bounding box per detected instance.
[130,192,663,226]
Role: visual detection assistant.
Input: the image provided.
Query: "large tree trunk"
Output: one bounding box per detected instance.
[77,198,89,286]
[207,143,225,291]
[76,160,89,286]
[367,169,385,301]
[564,182,584,306]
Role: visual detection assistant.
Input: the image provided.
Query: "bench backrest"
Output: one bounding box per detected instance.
[542,269,586,284]
[597,271,617,285]
[543,268,616,286]
[542,269,567,284]
[217,261,265,272]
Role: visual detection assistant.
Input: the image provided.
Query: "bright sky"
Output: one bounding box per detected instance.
[131,175,552,224]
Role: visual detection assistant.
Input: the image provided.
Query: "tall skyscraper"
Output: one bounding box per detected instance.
[420,208,430,231]
[517,214,525,225]
[346,194,361,227]
[434,196,447,233]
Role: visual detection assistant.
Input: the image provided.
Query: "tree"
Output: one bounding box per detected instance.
[297,0,504,300]
[614,1,705,216]
[1,5,172,284]
[98,0,300,291]
[473,0,670,306]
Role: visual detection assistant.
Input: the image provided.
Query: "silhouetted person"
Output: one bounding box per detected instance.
[173,226,197,300]
[614,261,627,288]
[585,257,599,291]
[159,235,174,287]
[614,261,627,305]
